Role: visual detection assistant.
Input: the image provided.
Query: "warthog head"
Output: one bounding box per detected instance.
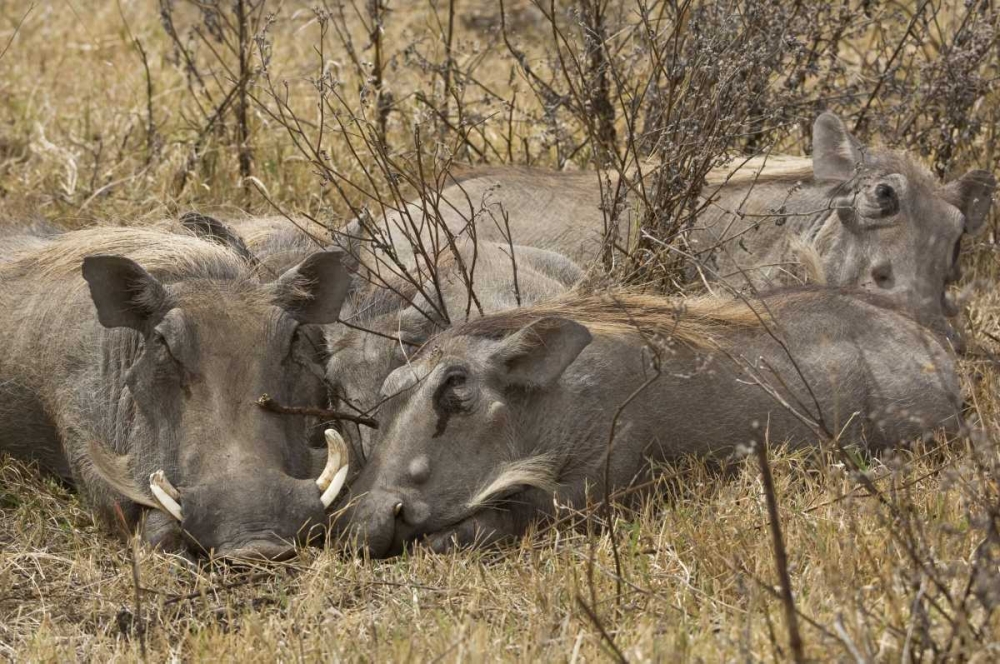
[83,250,352,560]
[813,113,995,330]
[335,318,591,558]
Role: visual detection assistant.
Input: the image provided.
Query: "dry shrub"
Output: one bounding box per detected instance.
[1,0,1000,660]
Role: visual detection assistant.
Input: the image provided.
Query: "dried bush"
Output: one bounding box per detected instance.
[1,0,1000,660]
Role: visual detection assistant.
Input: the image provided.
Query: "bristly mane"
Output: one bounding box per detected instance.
[703,146,940,190]
[435,290,794,350]
[1,227,253,283]
[445,158,816,191]
[448,144,940,196]
[704,155,814,187]
[436,286,921,352]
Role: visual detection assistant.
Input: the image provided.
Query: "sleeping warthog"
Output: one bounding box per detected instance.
[337,289,962,557]
[0,228,352,560]
[359,113,994,332]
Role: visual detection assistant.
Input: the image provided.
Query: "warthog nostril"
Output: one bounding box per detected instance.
[393,501,403,517]
[871,264,894,289]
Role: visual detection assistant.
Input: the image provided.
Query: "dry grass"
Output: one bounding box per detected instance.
[4,428,1000,660]
[2,1,1000,661]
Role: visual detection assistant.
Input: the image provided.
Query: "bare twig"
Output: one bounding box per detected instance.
[576,595,628,664]
[0,2,33,64]
[752,420,805,663]
[256,394,379,429]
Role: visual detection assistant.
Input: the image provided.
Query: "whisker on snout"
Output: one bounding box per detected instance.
[149,470,183,522]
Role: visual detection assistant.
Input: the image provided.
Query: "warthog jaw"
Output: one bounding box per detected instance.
[319,429,350,509]
[149,470,183,522]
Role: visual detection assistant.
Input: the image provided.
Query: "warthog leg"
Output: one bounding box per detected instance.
[149,470,183,522]
[319,429,350,509]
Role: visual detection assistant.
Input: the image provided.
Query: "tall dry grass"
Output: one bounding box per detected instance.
[1,0,999,660]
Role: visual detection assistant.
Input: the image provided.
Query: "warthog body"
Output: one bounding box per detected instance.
[0,227,351,559]
[338,289,962,557]
[362,113,995,331]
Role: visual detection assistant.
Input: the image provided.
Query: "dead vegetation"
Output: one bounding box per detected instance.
[1,0,1000,660]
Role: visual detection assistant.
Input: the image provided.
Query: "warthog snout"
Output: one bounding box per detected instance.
[335,487,432,559]
[143,430,350,561]
[170,472,330,560]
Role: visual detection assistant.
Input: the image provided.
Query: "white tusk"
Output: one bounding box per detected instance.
[317,429,348,491]
[149,470,183,522]
[320,465,349,509]
[150,469,180,501]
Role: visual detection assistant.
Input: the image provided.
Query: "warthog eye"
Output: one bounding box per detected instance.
[151,332,182,367]
[435,369,470,414]
[875,183,895,201]
[872,182,899,216]
[135,331,188,392]
[444,372,466,387]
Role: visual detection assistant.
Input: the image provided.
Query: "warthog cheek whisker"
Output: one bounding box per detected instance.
[466,456,560,511]
[149,470,183,522]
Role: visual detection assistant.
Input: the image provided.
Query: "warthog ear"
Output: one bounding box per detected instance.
[274,250,350,324]
[493,317,592,388]
[812,112,863,182]
[180,212,261,268]
[82,255,170,333]
[945,169,996,236]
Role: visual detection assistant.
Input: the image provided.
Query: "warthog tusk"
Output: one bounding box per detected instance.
[318,429,350,509]
[393,502,403,517]
[320,465,349,509]
[317,429,346,490]
[149,470,183,522]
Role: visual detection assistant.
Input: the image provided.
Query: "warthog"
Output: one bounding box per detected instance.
[359,113,995,333]
[0,227,353,560]
[336,289,962,557]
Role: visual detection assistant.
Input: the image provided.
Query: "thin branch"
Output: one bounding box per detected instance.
[256,394,379,430]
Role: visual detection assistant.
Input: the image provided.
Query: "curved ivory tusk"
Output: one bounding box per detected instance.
[320,465,349,509]
[317,429,347,491]
[149,470,183,522]
[393,501,403,517]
